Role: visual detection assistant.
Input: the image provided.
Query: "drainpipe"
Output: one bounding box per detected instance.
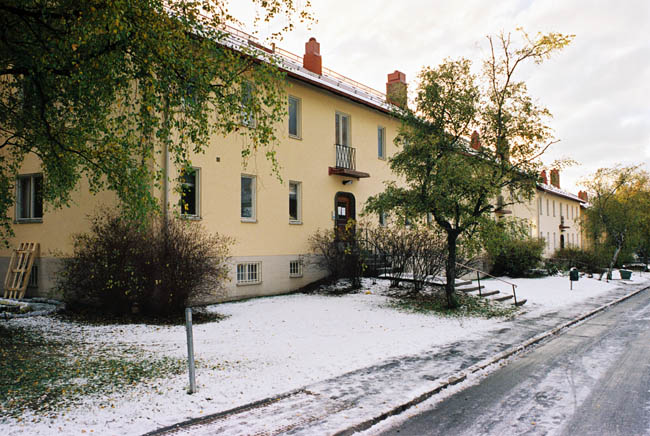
[162,98,170,224]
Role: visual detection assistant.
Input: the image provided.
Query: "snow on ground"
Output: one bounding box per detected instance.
[3,273,649,435]
[478,270,649,313]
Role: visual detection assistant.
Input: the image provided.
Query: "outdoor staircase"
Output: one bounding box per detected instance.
[456,281,527,306]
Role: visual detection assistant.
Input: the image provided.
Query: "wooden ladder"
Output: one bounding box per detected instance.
[3,242,39,299]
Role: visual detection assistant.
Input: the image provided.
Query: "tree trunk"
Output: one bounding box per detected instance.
[445,230,459,309]
[600,242,623,282]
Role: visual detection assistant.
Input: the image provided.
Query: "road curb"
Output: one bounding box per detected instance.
[333,284,650,436]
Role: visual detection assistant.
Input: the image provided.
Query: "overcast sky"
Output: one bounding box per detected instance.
[229,0,650,194]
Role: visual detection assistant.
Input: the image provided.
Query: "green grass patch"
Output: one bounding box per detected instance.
[0,323,185,418]
[388,290,519,319]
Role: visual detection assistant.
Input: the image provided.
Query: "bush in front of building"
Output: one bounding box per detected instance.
[488,238,545,277]
[308,221,365,288]
[365,224,447,291]
[58,210,232,318]
[551,246,629,274]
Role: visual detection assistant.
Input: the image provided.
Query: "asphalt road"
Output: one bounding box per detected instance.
[376,288,650,436]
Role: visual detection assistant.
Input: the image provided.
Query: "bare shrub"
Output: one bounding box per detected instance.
[58,209,233,317]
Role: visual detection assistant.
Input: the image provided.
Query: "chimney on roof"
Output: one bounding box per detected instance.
[550,169,560,188]
[386,70,407,108]
[303,37,322,75]
[578,190,589,202]
[470,131,481,151]
[540,170,548,185]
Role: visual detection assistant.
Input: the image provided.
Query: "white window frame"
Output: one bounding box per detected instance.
[236,262,262,285]
[546,199,549,216]
[289,181,302,224]
[16,173,43,222]
[553,200,556,217]
[289,260,303,278]
[539,197,543,215]
[288,95,301,139]
[240,82,256,127]
[379,211,387,227]
[335,111,351,146]
[180,167,200,218]
[241,175,256,222]
[377,126,386,159]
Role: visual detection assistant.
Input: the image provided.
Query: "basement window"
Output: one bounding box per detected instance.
[289,260,303,278]
[237,262,262,285]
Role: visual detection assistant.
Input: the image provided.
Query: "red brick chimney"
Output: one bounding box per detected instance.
[540,170,548,185]
[550,169,560,188]
[578,191,589,202]
[470,131,481,151]
[303,37,322,75]
[386,70,407,108]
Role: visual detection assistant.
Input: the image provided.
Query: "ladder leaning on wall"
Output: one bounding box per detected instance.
[3,242,39,299]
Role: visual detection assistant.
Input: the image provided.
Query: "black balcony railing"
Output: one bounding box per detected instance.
[335,144,356,170]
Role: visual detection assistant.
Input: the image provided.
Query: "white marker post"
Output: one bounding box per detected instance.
[185,307,197,394]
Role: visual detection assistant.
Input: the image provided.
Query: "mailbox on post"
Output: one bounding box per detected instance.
[569,268,579,290]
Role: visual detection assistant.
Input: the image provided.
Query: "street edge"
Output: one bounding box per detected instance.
[333,284,650,436]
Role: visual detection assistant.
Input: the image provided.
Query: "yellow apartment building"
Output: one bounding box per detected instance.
[1,33,586,302]
[1,35,406,301]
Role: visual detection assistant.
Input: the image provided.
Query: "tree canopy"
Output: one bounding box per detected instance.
[0,0,312,244]
[581,164,650,277]
[366,30,573,307]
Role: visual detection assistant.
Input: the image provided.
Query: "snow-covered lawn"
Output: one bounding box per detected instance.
[2,272,648,435]
[481,270,648,313]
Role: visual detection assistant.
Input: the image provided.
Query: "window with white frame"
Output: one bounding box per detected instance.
[335,112,350,146]
[237,262,261,285]
[379,211,387,227]
[539,197,543,215]
[16,174,43,221]
[288,96,301,138]
[553,200,556,217]
[553,232,556,249]
[289,181,301,223]
[377,126,386,159]
[546,199,549,216]
[289,260,303,278]
[547,232,550,249]
[241,175,256,221]
[240,82,256,127]
[179,167,199,217]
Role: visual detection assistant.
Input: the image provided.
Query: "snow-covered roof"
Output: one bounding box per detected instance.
[219,25,394,113]
[537,182,584,203]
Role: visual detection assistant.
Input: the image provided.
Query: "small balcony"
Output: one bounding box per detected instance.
[328,144,370,179]
[559,216,570,231]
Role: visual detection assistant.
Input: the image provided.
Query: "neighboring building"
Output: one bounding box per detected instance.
[535,170,586,256]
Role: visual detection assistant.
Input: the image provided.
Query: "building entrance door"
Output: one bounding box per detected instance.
[334,192,355,234]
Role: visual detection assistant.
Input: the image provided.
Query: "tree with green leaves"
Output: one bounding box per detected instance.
[581,165,650,279]
[0,0,312,244]
[366,31,572,308]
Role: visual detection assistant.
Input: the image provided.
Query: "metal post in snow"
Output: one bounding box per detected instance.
[185,307,197,394]
[477,271,482,297]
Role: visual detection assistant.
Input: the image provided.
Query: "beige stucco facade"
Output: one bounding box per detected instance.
[1,72,403,301]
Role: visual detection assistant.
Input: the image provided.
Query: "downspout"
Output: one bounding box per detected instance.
[162,97,170,224]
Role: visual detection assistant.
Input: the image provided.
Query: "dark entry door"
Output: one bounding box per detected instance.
[335,192,355,234]
[560,234,565,249]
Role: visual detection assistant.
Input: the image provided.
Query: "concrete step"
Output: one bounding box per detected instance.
[458,285,484,293]
[479,290,500,297]
[494,295,514,302]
